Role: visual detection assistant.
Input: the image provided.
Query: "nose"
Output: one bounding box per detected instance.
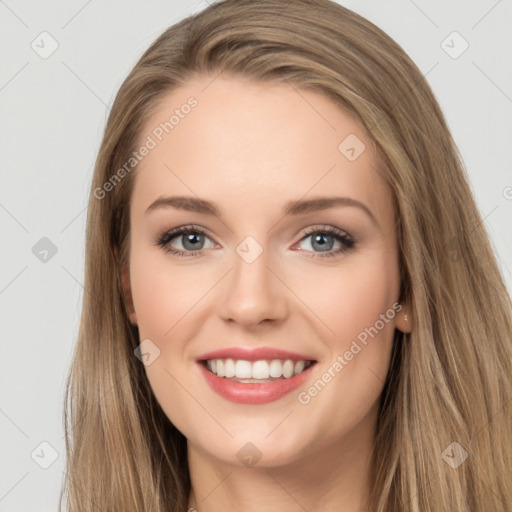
[218,246,289,328]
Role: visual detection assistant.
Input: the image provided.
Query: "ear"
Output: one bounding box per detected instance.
[394,303,412,334]
[121,265,137,325]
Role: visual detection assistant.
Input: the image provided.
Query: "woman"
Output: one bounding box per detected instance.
[60,1,512,510]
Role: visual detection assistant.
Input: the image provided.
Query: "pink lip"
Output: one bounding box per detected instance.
[196,346,316,363]
[197,360,317,404]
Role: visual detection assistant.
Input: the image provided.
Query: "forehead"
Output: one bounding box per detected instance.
[131,75,390,222]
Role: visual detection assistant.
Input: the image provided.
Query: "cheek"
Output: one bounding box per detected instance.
[290,253,399,410]
[129,247,208,433]
[129,246,206,340]
[290,253,400,343]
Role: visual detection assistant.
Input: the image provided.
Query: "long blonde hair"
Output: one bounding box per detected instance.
[60,1,512,510]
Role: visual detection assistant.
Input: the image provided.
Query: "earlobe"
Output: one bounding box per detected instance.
[395,305,412,334]
[121,267,137,325]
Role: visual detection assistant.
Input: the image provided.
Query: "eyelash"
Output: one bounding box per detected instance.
[153,224,356,259]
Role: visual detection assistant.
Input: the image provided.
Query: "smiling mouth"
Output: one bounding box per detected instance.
[200,358,317,383]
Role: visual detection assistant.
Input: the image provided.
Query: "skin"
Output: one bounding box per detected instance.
[121,73,412,512]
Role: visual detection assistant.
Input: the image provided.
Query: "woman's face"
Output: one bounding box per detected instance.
[122,74,410,467]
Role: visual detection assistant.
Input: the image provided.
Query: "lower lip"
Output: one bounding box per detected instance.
[197,361,316,404]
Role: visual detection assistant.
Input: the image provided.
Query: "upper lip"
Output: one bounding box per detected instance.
[197,346,317,362]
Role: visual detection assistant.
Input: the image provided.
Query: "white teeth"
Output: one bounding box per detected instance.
[216,359,225,377]
[282,360,294,378]
[269,359,282,378]
[224,358,235,378]
[235,360,252,379]
[294,360,305,375]
[205,358,313,379]
[252,360,269,379]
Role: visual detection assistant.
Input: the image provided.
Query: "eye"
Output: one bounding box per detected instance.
[293,225,356,259]
[153,225,215,258]
[154,224,356,259]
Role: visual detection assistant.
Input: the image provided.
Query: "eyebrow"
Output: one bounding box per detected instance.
[145,195,379,228]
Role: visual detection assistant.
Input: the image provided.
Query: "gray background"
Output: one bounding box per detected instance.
[1,1,511,510]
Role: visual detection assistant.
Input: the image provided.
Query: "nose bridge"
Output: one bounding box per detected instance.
[219,235,288,325]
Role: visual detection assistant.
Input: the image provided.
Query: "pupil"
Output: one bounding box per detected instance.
[313,233,333,252]
[184,233,202,250]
